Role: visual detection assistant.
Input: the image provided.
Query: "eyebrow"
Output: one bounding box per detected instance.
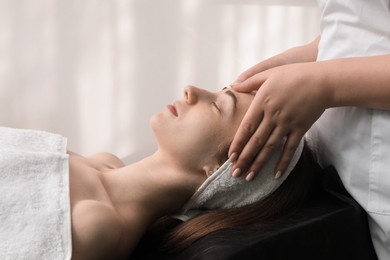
[225,90,237,109]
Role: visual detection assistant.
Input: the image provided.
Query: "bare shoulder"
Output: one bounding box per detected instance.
[71,200,129,260]
[68,150,125,171]
[87,152,125,171]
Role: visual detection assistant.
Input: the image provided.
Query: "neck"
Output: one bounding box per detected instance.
[101,151,205,227]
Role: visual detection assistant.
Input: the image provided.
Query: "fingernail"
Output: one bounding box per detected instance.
[232,168,241,178]
[228,153,238,162]
[275,171,282,180]
[246,171,255,182]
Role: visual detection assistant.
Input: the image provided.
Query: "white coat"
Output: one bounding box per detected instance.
[309,1,390,259]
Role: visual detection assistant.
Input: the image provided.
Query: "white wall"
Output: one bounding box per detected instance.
[0,0,320,162]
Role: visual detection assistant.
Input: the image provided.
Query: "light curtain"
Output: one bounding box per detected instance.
[0,0,319,160]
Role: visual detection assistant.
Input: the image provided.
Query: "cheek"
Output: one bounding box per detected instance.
[178,116,220,152]
[183,117,235,162]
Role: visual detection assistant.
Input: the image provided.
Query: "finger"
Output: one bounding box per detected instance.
[231,70,271,92]
[228,93,265,158]
[274,132,305,179]
[244,127,288,181]
[231,117,274,176]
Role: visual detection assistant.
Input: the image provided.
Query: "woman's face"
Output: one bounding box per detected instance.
[151,86,254,172]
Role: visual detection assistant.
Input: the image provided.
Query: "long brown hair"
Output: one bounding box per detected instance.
[137,143,322,255]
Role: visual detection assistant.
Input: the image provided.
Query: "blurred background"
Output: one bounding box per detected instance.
[0,0,320,162]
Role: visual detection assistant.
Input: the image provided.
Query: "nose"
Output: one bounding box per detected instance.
[184,85,214,105]
[184,85,199,104]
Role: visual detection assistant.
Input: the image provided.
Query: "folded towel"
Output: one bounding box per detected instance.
[175,139,304,221]
[0,127,72,260]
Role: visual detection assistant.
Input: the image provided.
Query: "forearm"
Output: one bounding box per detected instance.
[319,54,390,110]
[263,36,320,69]
[234,37,320,84]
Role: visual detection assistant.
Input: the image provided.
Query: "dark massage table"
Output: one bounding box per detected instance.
[132,166,378,260]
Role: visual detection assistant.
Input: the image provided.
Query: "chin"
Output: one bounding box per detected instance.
[149,113,160,135]
[149,113,172,146]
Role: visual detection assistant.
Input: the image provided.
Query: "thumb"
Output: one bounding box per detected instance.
[230,71,268,92]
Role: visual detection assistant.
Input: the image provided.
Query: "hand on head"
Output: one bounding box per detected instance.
[228,61,329,181]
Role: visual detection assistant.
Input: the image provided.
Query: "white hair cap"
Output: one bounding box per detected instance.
[175,139,304,221]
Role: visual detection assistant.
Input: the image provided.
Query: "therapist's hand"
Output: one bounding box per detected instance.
[229,62,328,181]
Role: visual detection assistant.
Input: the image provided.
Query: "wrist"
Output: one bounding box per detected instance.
[313,61,335,109]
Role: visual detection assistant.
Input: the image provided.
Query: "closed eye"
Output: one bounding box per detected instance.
[212,102,221,113]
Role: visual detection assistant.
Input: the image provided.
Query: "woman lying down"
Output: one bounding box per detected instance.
[0,86,321,260]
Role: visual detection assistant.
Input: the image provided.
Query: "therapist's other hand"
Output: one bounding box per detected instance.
[229,62,327,181]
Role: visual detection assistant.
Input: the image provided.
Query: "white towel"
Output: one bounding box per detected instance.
[0,127,72,260]
[175,139,304,221]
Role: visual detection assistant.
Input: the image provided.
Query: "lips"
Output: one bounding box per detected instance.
[167,103,178,117]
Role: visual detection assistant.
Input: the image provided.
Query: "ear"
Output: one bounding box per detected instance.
[203,164,220,177]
